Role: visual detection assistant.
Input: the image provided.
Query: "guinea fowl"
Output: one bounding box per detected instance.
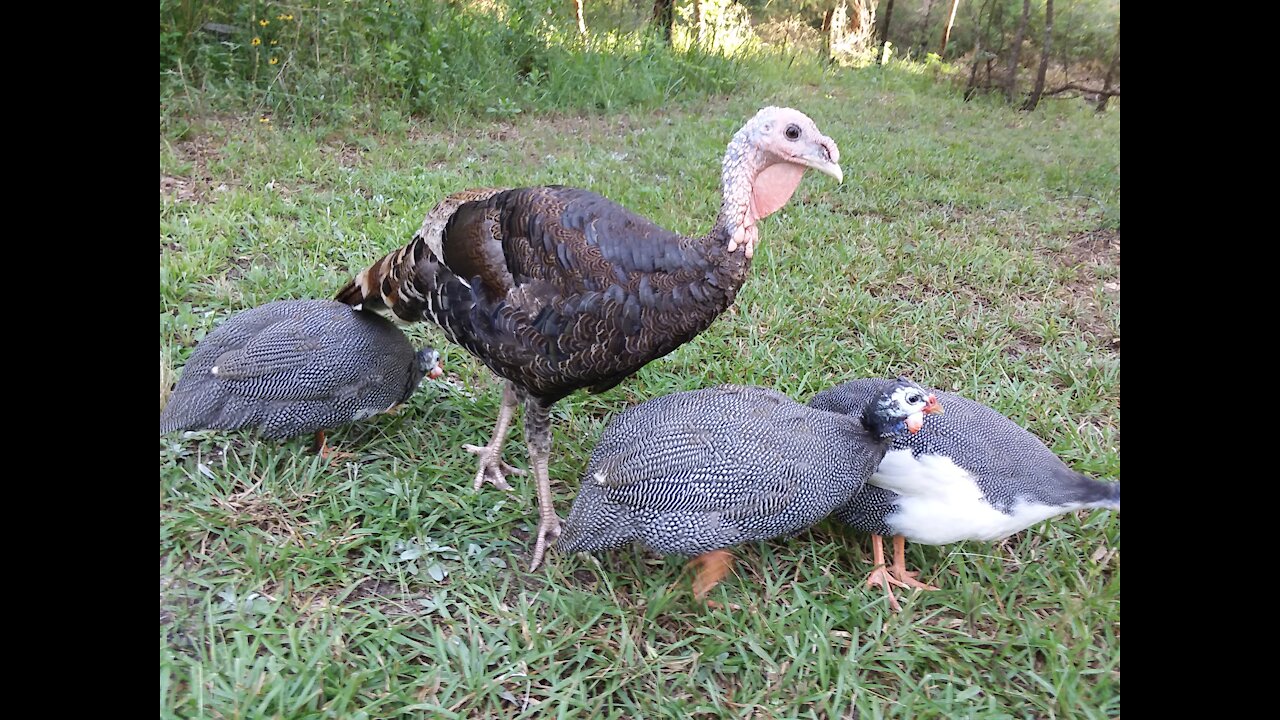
[809,378,1120,611]
[160,299,443,459]
[556,380,943,598]
[335,107,842,570]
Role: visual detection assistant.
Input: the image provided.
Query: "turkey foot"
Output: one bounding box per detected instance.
[464,443,524,491]
[528,510,562,572]
[465,382,524,491]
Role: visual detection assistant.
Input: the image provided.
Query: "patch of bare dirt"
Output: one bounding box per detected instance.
[1054,229,1120,350]
[160,175,204,203]
[162,131,233,203]
[318,141,367,169]
[225,253,276,281]
[1061,229,1121,273]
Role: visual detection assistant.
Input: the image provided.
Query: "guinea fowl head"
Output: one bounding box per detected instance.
[861,377,944,438]
[717,106,842,258]
[415,348,445,381]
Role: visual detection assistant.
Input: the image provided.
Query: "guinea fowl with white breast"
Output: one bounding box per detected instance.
[809,378,1120,611]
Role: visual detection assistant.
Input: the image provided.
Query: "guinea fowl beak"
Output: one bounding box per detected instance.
[924,395,944,415]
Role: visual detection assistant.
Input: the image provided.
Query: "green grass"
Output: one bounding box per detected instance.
[159,0,778,130]
[160,65,1120,719]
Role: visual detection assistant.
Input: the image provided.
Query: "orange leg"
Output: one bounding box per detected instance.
[864,534,905,611]
[312,430,355,464]
[690,549,736,600]
[889,535,939,590]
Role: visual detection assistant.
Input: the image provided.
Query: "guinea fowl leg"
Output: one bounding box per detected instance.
[889,535,939,590]
[690,549,736,600]
[463,382,526,491]
[525,401,563,571]
[864,534,907,612]
[312,430,355,464]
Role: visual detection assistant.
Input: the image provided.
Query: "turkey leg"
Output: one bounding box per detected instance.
[525,401,563,571]
[464,381,526,491]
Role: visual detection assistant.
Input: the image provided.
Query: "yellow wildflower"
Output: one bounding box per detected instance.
[277,14,294,21]
[269,39,278,46]
[259,19,269,26]
[251,37,261,46]
[259,115,271,123]
[269,57,279,65]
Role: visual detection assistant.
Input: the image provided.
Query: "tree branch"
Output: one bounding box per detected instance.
[1046,83,1121,98]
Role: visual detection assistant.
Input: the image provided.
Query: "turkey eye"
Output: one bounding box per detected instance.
[784,124,801,140]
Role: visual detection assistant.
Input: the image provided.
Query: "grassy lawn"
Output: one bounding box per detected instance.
[160,65,1120,719]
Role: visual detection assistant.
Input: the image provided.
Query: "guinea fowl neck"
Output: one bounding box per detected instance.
[861,405,903,440]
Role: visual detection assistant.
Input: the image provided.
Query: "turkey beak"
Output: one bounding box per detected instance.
[804,136,843,184]
[428,360,444,380]
[924,395,944,415]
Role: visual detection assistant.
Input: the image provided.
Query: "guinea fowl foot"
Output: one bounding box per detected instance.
[313,431,356,465]
[319,445,357,464]
[464,443,525,491]
[886,567,938,591]
[890,535,939,591]
[865,534,906,611]
[527,512,563,572]
[690,549,736,600]
[864,567,909,611]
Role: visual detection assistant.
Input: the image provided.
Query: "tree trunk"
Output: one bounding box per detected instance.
[823,7,835,64]
[916,0,937,54]
[1022,0,1055,111]
[1096,22,1119,113]
[1058,0,1074,80]
[652,0,673,45]
[1004,0,1030,103]
[693,0,704,46]
[963,35,982,101]
[878,0,897,65]
[938,0,961,56]
[573,0,585,35]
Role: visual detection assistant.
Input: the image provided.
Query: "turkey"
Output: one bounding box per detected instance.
[557,379,943,598]
[160,299,443,460]
[809,378,1120,611]
[335,106,842,569]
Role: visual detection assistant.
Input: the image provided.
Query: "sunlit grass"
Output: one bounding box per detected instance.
[161,64,1119,718]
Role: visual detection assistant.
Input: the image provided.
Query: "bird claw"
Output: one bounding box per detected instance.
[316,437,357,466]
[527,514,563,572]
[864,566,905,612]
[464,443,524,491]
[890,568,939,591]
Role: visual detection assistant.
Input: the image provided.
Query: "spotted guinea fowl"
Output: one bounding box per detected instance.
[809,378,1120,611]
[556,379,943,598]
[334,107,842,570]
[160,299,443,459]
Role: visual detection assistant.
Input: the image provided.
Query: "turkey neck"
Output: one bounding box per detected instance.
[695,128,809,289]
